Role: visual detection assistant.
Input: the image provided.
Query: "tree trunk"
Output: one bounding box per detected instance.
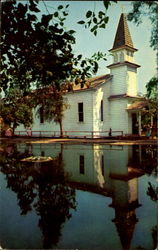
[59,119,64,138]
[59,144,63,165]
[12,123,16,136]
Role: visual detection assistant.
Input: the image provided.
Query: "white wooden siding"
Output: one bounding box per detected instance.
[92,87,104,132]
[109,99,129,134]
[110,66,127,95]
[127,67,138,96]
[15,61,138,136]
[15,107,59,135]
[63,90,93,135]
[102,81,111,132]
[92,81,111,133]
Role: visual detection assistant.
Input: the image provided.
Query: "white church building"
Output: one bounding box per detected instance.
[16,13,142,138]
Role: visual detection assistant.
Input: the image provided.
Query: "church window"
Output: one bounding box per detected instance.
[114,54,118,63]
[41,151,45,156]
[39,106,44,124]
[79,155,85,174]
[78,102,84,122]
[120,52,124,62]
[100,100,103,121]
[101,155,104,176]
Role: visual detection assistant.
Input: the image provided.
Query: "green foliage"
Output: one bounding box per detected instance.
[1,0,108,95]
[128,1,158,121]
[145,76,158,121]
[128,1,158,51]
[36,89,68,124]
[77,1,116,36]
[71,52,107,86]
[1,0,75,93]
[1,0,111,134]
[0,89,33,132]
[29,85,69,136]
[146,76,158,100]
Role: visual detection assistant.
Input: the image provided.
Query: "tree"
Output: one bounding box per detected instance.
[146,76,158,100]
[77,1,117,36]
[0,89,33,134]
[128,2,158,134]
[142,77,157,134]
[1,0,74,94]
[1,0,107,95]
[127,1,158,52]
[128,1,158,98]
[1,0,109,135]
[30,85,69,137]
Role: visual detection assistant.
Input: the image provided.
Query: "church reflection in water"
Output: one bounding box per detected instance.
[0,143,157,249]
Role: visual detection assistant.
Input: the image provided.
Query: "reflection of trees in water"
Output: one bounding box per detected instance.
[0,144,76,249]
[146,182,158,250]
[147,182,158,202]
[129,145,157,204]
[0,143,157,249]
[131,145,158,250]
[152,226,158,250]
[36,183,75,248]
[134,226,158,250]
[141,146,157,177]
[130,145,157,177]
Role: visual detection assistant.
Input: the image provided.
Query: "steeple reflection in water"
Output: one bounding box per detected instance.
[0,143,157,249]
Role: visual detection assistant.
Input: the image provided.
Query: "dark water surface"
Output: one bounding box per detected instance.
[0,143,157,250]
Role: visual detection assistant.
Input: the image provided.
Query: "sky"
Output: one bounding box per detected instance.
[38,1,156,94]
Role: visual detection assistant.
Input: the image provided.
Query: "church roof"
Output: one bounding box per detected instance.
[127,100,148,111]
[29,74,112,96]
[110,13,136,51]
[114,214,137,250]
[69,74,112,93]
[111,201,140,250]
[107,61,140,69]
[110,167,144,181]
[108,94,138,100]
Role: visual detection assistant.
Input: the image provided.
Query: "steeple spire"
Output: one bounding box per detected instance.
[110,13,136,51]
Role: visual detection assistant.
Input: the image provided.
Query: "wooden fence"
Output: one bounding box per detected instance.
[14,130,124,138]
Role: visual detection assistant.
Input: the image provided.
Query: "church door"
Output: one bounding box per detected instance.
[132,113,138,134]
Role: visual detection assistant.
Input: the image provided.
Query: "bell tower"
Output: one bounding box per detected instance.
[107,13,140,97]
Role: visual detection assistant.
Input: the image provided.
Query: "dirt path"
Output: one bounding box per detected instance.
[0,137,157,145]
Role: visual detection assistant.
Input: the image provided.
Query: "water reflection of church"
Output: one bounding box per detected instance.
[19,143,145,250]
[64,144,143,250]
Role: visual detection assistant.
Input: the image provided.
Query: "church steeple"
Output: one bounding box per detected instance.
[107,13,140,97]
[109,13,137,52]
[108,13,140,67]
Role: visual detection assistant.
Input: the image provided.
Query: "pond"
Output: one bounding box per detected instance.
[0,142,157,250]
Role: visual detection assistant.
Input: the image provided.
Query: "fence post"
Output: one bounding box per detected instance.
[91,131,94,138]
[109,128,112,137]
